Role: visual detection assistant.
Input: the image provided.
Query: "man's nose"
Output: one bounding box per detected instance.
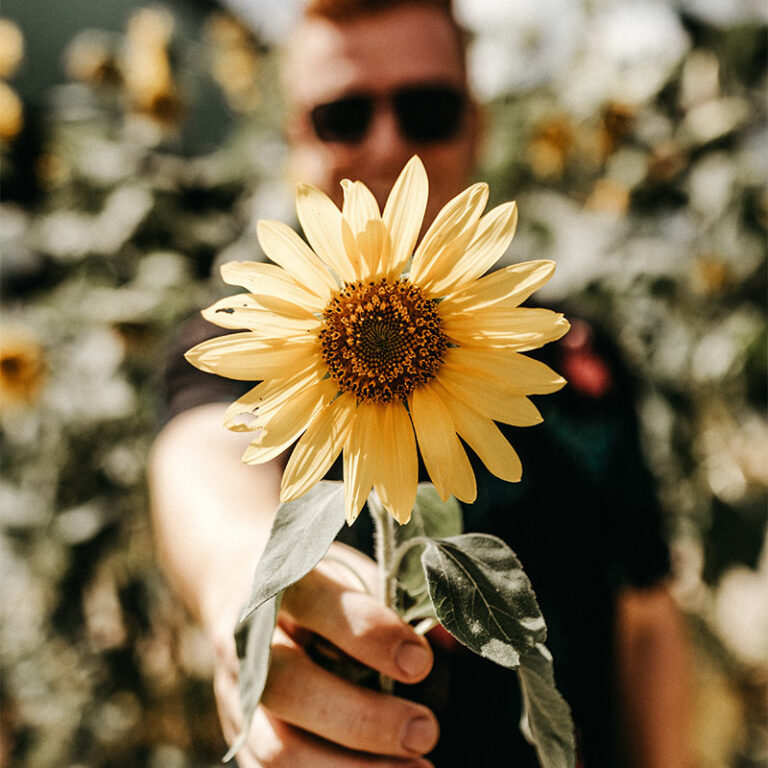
[362,103,411,165]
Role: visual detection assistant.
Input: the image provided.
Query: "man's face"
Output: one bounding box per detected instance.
[284,4,479,224]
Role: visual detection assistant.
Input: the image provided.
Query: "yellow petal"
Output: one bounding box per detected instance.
[431,379,523,482]
[185,332,319,381]
[443,308,570,350]
[439,260,556,314]
[201,293,264,330]
[257,220,338,298]
[223,360,326,430]
[341,179,388,278]
[202,294,322,334]
[281,393,355,503]
[436,365,544,426]
[220,261,324,315]
[373,402,418,524]
[295,183,357,282]
[382,155,428,278]
[445,347,566,395]
[410,182,489,292]
[408,385,476,504]
[341,179,381,231]
[342,402,379,524]
[429,201,518,296]
[242,377,338,464]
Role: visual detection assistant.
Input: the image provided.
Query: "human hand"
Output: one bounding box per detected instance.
[210,543,438,768]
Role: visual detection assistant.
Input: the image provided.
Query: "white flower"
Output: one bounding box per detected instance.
[557,1,690,112]
[455,0,584,99]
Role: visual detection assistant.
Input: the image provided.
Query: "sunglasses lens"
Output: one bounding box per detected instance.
[395,86,465,143]
[310,96,372,142]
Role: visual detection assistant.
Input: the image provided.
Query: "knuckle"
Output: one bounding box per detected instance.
[344,695,411,754]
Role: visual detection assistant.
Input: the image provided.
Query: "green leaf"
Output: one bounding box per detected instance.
[395,484,463,616]
[421,534,546,668]
[237,481,346,627]
[518,644,576,768]
[223,593,282,763]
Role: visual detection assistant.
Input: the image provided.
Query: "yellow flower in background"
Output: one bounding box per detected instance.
[0,81,23,142]
[0,327,46,412]
[187,157,568,524]
[0,19,24,79]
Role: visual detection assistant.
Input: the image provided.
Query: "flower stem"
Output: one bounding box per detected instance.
[369,491,396,694]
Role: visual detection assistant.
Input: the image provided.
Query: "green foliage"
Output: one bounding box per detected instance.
[518,644,576,768]
[226,594,282,762]
[421,534,546,668]
[394,483,463,619]
[237,481,346,626]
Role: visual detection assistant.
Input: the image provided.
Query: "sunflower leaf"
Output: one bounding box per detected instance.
[395,484,463,616]
[224,593,282,762]
[421,533,546,668]
[518,643,576,768]
[237,480,346,628]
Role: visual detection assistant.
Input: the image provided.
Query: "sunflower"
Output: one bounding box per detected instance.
[186,156,569,524]
[0,326,46,411]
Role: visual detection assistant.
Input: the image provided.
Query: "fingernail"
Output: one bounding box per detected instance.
[402,716,438,754]
[396,642,431,677]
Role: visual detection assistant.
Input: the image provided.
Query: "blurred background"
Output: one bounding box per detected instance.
[0,1,765,766]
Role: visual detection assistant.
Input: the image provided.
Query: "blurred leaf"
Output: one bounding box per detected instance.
[519,644,576,768]
[226,593,281,762]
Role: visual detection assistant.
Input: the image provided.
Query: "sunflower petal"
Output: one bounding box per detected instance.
[430,201,518,296]
[341,180,389,279]
[410,182,489,292]
[445,347,566,395]
[296,183,357,282]
[373,403,418,524]
[409,385,476,504]
[220,261,324,315]
[185,333,319,381]
[382,155,428,278]
[202,294,322,334]
[223,360,327,430]
[439,260,556,313]
[443,308,570,350]
[242,378,338,464]
[257,220,337,298]
[281,394,355,503]
[201,294,264,330]
[341,179,381,231]
[437,365,544,426]
[342,402,378,524]
[431,380,523,482]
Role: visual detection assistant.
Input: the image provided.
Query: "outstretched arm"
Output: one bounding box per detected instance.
[148,403,437,767]
[616,583,692,768]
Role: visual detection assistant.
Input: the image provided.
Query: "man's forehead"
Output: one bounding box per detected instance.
[285,5,465,106]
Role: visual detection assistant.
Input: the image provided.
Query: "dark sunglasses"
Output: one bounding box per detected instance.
[309,84,467,144]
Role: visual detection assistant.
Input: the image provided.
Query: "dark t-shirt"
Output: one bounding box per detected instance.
[164,310,670,767]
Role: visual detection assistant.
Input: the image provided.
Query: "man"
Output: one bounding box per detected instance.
[149,2,691,766]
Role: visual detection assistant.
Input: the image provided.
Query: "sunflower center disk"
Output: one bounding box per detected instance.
[319,277,448,403]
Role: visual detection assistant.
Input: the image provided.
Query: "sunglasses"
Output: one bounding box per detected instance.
[309,84,467,144]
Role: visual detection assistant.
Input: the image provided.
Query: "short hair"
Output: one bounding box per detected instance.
[304,0,455,22]
[301,0,467,61]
